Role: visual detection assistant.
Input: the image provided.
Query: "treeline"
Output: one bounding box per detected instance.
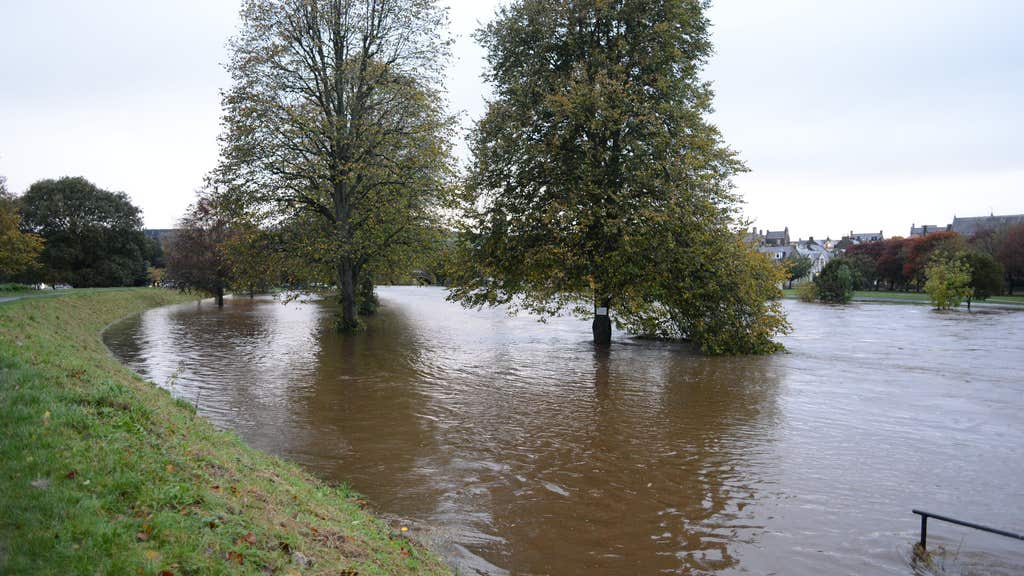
[158,0,792,355]
[4,0,797,355]
[805,227,1024,306]
[0,176,163,287]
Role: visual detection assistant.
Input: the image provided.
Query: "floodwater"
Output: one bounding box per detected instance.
[104,286,1024,575]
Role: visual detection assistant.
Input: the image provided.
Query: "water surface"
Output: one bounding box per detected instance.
[104,287,1024,575]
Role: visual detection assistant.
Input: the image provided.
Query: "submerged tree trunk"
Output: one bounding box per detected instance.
[357,273,378,316]
[337,258,359,332]
[215,285,224,307]
[592,295,611,346]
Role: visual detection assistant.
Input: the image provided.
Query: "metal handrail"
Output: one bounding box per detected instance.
[913,509,1024,550]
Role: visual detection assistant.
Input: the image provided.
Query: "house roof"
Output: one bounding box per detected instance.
[950,214,1024,237]
[909,224,947,236]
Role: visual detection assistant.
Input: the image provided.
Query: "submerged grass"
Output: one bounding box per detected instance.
[0,288,451,576]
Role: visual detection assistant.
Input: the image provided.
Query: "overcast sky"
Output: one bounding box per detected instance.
[1,0,1021,240]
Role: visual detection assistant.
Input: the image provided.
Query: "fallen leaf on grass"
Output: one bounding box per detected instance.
[135,532,150,542]
[65,469,78,480]
[227,551,244,565]
[144,550,161,561]
[236,532,256,546]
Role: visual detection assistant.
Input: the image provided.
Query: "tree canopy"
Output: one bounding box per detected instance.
[997,223,1024,294]
[166,196,236,306]
[814,258,855,304]
[0,176,44,279]
[448,0,788,353]
[961,251,1003,309]
[217,0,455,330]
[924,256,972,310]
[784,254,814,288]
[19,177,151,287]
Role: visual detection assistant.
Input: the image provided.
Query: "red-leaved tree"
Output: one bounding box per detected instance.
[997,224,1024,295]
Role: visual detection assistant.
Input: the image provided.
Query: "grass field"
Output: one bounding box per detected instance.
[781,288,1024,307]
[0,288,451,576]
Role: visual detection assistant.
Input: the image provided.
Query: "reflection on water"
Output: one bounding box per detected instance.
[104,287,1024,575]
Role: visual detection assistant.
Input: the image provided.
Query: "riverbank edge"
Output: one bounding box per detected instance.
[0,288,451,576]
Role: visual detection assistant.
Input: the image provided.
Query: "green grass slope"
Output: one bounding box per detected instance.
[0,288,450,576]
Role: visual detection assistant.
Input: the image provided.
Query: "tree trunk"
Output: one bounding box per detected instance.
[337,258,358,331]
[215,286,224,307]
[592,296,611,346]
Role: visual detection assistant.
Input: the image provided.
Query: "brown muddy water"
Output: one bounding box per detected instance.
[104,286,1024,575]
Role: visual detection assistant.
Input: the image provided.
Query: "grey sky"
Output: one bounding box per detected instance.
[1,1,1021,241]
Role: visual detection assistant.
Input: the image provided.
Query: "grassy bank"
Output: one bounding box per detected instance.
[781,288,1024,307]
[0,289,451,575]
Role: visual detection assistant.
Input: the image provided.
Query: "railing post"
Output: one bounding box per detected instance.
[920,514,928,550]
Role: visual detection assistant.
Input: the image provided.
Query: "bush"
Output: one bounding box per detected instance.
[925,257,972,310]
[797,281,818,302]
[814,258,855,303]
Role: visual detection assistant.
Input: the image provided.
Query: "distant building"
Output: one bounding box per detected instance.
[846,230,884,243]
[949,214,1024,237]
[763,227,790,247]
[758,245,793,261]
[909,223,950,237]
[792,237,832,278]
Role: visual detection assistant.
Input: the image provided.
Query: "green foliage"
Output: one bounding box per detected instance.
[218,0,455,331]
[797,281,819,302]
[842,252,877,290]
[924,257,972,310]
[661,237,789,355]
[449,0,787,353]
[19,177,151,287]
[784,254,813,288]
[814,258,855,303]
[0,176,44,279]
[165,195,235,304]
[961,251,1004,304]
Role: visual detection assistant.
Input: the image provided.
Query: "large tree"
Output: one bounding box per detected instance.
[961,251,1004,310]
[449,0,787,351]
[166,196,236,306]
[902,231,963,291]
[924,256,972,310]
[996,223,1024,294]
[784,254,814,289]
[217,0,454,330]
[19,177,151,287]
[814,258,855,304]
[0,176,44,280]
